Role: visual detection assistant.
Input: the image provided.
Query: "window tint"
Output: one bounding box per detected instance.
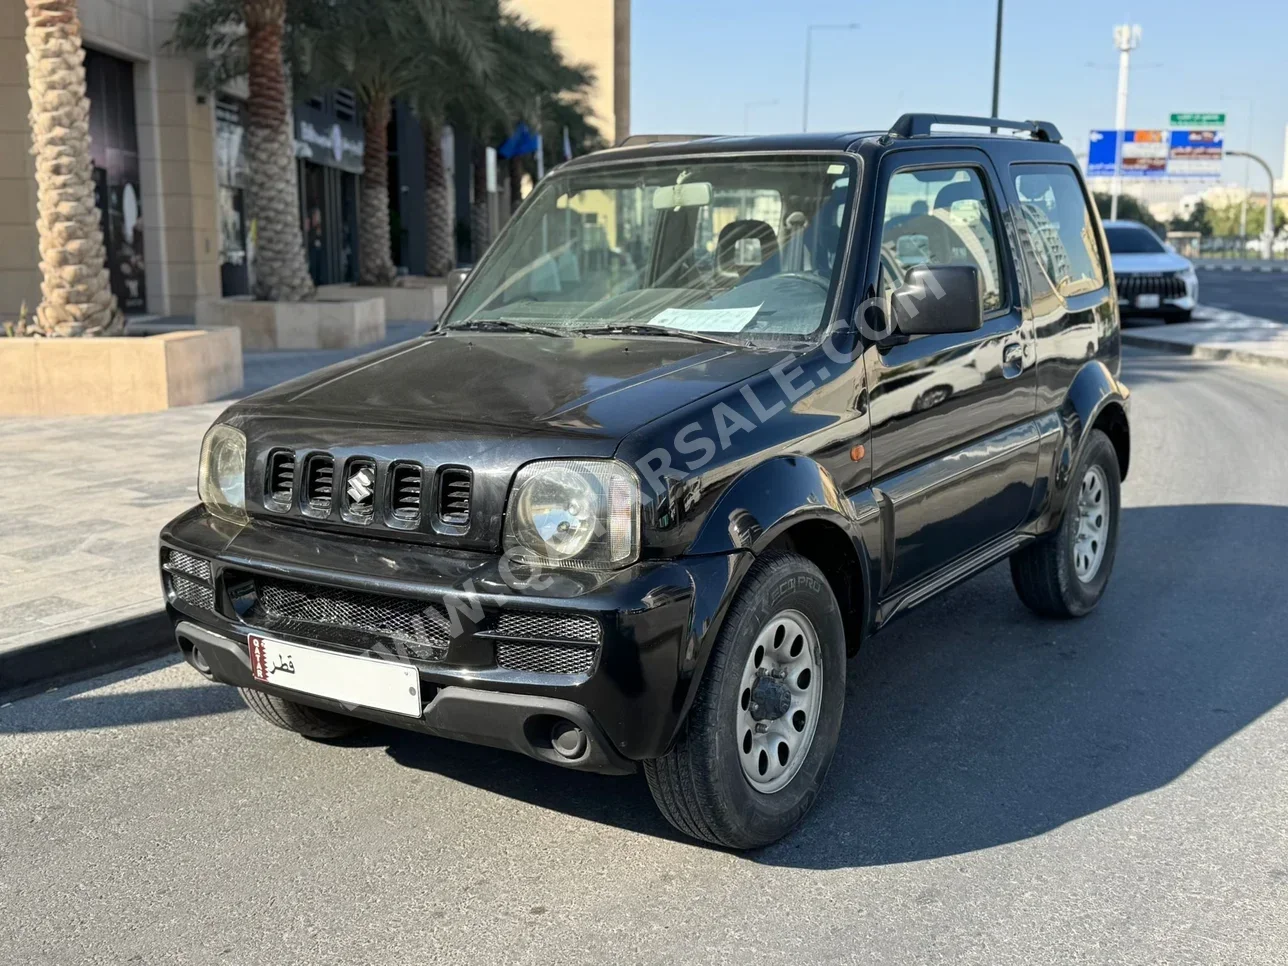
[1104,225,1165,254]
[1013,166,1105,298]
[878,167,1003,312]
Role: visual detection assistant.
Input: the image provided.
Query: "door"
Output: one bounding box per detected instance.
[862,148,1039,594]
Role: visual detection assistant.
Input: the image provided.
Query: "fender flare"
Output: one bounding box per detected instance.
[1040,360,1130,528]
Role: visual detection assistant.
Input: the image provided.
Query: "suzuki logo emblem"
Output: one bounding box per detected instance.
[347,467,374,504]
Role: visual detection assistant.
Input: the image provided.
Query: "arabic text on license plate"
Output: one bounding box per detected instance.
[1136,293,1161,309]
[248,634,422,717]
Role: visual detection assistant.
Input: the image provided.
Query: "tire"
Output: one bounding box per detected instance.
[238,687,365,740]
[1010,428,1121,618]
[644,551,846,849]
[1165,308,1192,324]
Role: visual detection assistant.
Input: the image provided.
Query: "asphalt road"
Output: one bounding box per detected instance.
[1196,268,1288,322]
[3,348,1287,966]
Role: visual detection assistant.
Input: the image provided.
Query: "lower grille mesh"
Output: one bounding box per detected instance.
[495,642,596,675]
[248,578,450,662]
[493,612,601,644]
[165,550,211,582]
[167,572,215,612]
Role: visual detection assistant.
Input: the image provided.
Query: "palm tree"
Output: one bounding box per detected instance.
[241,0,314,300]
[437,11,597,261]
[24,0,122,336]
[172,0,315,301]
[308,0,491,286]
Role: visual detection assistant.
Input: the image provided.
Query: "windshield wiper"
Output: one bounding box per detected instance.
[576,323,745,347]
[449,319,571,338]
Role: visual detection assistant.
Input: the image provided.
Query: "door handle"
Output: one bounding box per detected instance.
[1002,342,1024,379]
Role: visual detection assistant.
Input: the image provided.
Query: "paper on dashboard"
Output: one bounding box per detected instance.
[647,304,762,333]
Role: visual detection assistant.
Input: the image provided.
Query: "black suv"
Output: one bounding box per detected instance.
[162,114,1130,849]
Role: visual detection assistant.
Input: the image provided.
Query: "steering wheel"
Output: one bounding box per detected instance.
[773,272,831,293]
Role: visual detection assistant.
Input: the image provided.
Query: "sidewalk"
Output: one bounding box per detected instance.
[0,322,427,701]
[1121,307,1288,369]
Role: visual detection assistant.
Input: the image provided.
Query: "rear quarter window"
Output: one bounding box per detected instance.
[1010,164,1106,301]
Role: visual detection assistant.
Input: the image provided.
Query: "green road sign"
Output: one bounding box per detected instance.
[1170,112,1225,127]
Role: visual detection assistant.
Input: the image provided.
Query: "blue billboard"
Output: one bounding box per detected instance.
[1088,128,1223,180]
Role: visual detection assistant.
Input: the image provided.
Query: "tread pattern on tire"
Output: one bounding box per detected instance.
[238,687,362,740]
[644,550,839,848]
[1010,428,1120,619]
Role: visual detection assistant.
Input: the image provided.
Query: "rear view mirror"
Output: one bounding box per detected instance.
[652,182,713,210]
[890,264,983,337]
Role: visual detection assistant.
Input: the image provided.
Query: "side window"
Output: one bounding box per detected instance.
[1012,166,1105,299]
[878,166,1003,312]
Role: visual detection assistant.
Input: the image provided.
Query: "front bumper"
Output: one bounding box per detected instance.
[160,506,747,770]
[1116,272,1198,313]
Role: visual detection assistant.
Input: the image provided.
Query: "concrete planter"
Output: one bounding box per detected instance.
[195,296,385,350]
[316,280,448,324]
[0,328,243,416]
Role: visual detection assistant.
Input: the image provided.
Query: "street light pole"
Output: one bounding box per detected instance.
[802,23,860,132]
[1226,149,1277,259]
[990,0,1004,122]
[1110,24,1141,221]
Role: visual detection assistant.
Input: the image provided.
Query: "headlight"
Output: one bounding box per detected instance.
[504,460,640,568]
[198,424,248,524]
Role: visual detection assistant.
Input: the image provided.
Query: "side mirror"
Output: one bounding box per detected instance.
[446,267,471,299]
[889,264,983,337]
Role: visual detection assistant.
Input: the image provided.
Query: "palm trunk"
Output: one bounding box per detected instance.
[508,154,523,213]
[358,95,396,285]
[470,141,489,261]
[24,0,121,336]
[423,126,454,277]
[244,0,313,302]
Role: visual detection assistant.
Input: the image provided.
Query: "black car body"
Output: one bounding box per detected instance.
[162,115,1130,847]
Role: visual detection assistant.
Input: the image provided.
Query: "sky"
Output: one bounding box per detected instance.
[630,0,1288,186]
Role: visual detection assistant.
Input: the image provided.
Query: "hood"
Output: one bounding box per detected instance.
[1110,251,1192,274]
[236,331,780,443]
[224,332,783,551]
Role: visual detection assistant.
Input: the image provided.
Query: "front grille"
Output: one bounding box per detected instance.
[389,463,423,525]
[495,642,596,675]
[164,549,211,582]
[265,450,295,510]
[493,611,601,643]
[303,455,335,513]
[438,467,471,526]
[167,572,216,612]
[342,458,377,523]
[247,577,450,661]
[1116,272,1186,302]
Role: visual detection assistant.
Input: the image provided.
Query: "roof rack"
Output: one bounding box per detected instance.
[615,133,715,147]
[888,114,1062,143]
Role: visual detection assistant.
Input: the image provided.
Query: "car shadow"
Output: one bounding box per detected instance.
[379,503,1288,866]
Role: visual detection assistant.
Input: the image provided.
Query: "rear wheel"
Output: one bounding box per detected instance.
[238,687,365,740]
[644,551,846,849]
[1011,428,1121,618]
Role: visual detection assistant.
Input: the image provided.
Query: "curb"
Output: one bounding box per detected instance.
[0,611,174,704]
[1196,261,1288,273]
[1121,331,1288,370]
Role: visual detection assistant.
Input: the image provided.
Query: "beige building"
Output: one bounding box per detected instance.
[2,0,629,320]
[507,0,630,146]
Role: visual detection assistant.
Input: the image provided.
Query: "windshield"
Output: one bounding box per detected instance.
[1105,226,1166,254]
[443,156,856,343]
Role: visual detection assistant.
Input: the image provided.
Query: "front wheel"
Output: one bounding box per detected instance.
[644,551,846,849]
[1010,428,1121,618]
[238,687,365,740]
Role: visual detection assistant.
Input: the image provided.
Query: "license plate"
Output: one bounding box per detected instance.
[1135,293,1161,309]
[248,634,422,717]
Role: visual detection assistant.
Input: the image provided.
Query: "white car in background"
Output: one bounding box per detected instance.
[1103,219,1198,323]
